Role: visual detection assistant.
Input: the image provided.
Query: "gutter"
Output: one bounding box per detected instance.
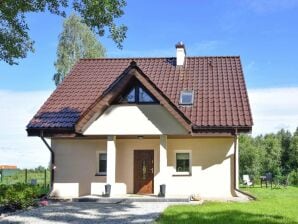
[233,129,256,200]
[40,131,55,196]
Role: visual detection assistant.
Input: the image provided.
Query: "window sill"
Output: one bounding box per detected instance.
[95,173,106,176]
[172,172,191,177]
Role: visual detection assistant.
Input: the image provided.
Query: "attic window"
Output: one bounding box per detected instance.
[180,90,194,105]
[119,81,158,104]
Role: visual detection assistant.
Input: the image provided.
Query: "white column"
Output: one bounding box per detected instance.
[159,135,167,182]
[107,135,116,184]
[235,135,239,189]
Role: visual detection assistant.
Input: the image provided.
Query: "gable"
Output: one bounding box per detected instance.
[76,62,191,134]
[83,105,188,135]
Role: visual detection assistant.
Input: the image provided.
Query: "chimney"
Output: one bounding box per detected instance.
[175,41,186,66]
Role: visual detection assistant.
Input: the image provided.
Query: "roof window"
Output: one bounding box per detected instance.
[180,90,194,105]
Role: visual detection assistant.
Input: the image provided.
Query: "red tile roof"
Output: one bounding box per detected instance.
[27,56,253,135]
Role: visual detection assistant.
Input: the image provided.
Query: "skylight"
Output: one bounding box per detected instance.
[180,90,194,105]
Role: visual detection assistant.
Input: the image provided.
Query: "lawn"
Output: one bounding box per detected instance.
[157,186,298,224]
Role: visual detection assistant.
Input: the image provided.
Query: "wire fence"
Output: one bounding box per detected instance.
[0,169,51,187]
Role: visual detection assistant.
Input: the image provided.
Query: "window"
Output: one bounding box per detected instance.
[180,90,194,105]
[119,80,158,104]
[97,153,107,175]
[175,151,191,175]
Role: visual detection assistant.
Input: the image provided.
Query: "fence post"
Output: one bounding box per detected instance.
[25,169,28,184]
[44,169,47,188]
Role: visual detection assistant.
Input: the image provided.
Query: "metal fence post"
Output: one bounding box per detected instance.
[25,169,28,184]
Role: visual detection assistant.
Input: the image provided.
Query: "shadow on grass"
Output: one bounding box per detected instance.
[157,209,297,224]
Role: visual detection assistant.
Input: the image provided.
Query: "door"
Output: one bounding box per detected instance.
[134,150,154,194]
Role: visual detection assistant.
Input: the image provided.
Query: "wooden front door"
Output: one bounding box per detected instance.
[134,150,154,194]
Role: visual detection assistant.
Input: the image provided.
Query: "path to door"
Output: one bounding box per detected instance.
[0,201,181,224]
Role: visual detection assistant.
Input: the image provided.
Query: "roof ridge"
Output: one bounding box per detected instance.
[79,56,240,61]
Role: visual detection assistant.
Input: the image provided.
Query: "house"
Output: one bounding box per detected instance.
[27,42,253,199]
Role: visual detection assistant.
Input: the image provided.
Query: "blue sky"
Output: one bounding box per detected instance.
[0,0,298,168]
[1,0,298,91]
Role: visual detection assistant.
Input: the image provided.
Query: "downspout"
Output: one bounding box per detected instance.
[233,129,256,200]
[40,131,55,196]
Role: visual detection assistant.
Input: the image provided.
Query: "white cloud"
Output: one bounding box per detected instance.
[0,90,52,168]
[0,87,297,168]
[248,87,298,136]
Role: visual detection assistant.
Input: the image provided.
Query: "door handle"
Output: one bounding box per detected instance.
[151,168,154,174]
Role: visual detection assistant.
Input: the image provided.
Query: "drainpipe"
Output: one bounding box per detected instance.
[40,131,55,196]
[233,129,256,200]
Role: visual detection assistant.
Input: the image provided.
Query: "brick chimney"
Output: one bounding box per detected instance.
[175,41,186,66]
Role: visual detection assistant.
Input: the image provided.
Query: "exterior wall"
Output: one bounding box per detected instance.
[165,138,235,198]
[50,137,235,199]
[83,105,188,135]
[51,139,107,198]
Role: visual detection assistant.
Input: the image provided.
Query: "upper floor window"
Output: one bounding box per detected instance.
[119,81,158,104]
[180,90,194,105]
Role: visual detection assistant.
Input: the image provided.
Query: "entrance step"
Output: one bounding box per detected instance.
[72,195,190,203]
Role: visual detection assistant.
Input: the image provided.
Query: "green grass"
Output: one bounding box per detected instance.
[0,169,50,186]
[157,186,298,224]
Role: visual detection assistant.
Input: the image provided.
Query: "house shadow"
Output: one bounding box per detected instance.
[1,202,163,224]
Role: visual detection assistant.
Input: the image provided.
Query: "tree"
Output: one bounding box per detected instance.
[53,14,106,85]
[289,128,298,171]
[0,0,126,65]
[277,129,292,174]
[239,134,261,179]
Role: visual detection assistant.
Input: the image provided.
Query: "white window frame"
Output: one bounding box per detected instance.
[179,90,194,105]
[96,151,107,176]
[174,150,192,175]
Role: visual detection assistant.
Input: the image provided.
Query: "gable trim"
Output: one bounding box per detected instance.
[76,61,191,133]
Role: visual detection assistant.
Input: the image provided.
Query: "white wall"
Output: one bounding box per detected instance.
[83,105,188,135]
[50,137,236,199]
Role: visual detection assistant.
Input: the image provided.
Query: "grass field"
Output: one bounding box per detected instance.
[157,186,298,224]
[0,169,50,186]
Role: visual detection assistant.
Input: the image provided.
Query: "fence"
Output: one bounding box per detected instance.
[0,169,51,187]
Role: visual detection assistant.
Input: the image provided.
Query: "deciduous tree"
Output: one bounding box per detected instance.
[0,0,126,65]
[53,14,106,85]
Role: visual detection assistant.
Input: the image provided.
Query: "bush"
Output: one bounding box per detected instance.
[288,169,298,186]
[0,183,48,211]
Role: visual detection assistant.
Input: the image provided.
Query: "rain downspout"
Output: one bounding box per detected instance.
[40,131,55,195]
[233,129,256,200]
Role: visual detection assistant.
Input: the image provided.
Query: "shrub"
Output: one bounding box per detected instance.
[0,183,48,211]
[288,169,298,186]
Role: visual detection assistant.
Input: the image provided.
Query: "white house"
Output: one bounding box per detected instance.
[27,42,253,199]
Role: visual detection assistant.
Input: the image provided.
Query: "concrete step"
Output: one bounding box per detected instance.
[72,196,190,203]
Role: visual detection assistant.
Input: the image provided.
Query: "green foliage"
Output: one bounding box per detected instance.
[239,135,261,179]
[53,14,106,85]
[0,184,48,210]
[157,187,298,224]
[288,169,298,186]
[0,0,126,65]
[239,127,298,185]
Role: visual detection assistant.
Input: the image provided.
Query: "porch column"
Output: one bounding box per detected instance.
[107,135,116,184]
[159,135,167,181]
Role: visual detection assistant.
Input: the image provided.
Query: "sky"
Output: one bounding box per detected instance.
[0,0,298,168]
